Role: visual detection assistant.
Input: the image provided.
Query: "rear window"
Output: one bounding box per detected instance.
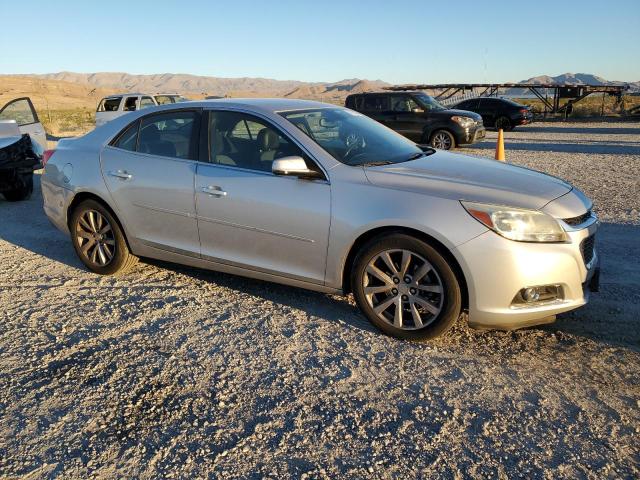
[113,121,139,151]
[362,95,388,111]
[97,97,121,112]
[138,111,197,159]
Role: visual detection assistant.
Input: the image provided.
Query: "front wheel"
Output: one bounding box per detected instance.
[351,234,462,341]
[70,199,138,275]
[429,130,455,150]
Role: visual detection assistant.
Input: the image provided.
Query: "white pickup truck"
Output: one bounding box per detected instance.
[95,93,158,127]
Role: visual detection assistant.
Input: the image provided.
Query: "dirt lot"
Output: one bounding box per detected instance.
[1,121,639,479]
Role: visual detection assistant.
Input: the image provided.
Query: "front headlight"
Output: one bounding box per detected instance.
[451,116,475,128]
[461,201,567,242]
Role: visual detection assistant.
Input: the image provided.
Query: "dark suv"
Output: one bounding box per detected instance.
[453,97,533,131]
[345,91,485,150]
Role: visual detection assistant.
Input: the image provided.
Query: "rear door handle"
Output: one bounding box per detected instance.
[108,170,132,180]
[201,185,227,197]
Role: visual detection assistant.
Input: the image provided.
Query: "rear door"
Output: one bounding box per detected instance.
[101,109,201,255]
[360,95,389,124]
[477,98,498,125]
[0,97,47,151]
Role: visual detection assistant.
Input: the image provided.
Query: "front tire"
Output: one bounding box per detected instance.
[351,233,462,341]
[69,199,138,275]
[429,130,455,150]
[2,174,33,201]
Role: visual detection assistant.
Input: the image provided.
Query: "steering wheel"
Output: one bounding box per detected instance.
[343,131,366,159]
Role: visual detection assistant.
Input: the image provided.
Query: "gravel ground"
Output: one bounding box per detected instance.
[1,121,639,479]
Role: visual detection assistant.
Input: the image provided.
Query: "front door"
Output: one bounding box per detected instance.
[385,94,425,142]
[195,110,331,285]
[101,109,201,255]
[0,97,47,151]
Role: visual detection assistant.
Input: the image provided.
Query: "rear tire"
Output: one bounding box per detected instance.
[69,199,138,275]
[495,116,513,131]
[2,174,33,201]
[351,233,462,341]
[429,130,455,150]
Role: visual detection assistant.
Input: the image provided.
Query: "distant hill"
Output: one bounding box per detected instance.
[27,72,390,103]
[2,71,637,114]
[509,72,639,94]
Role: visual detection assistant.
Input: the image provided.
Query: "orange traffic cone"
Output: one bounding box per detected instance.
[495,128,505,162]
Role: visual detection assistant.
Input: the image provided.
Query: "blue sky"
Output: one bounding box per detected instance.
[1,0,638,83]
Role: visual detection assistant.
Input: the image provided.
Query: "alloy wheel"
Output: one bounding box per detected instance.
[432,132,452,150]
[363,249,444,330]
[76,210,116,267]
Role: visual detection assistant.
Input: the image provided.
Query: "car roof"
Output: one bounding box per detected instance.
[348,91,424,96]
[178,98,334,113]
[103,93,150,98]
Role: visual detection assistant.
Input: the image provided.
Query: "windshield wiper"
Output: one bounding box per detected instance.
[362,160,393,166]
[405,148,435,161]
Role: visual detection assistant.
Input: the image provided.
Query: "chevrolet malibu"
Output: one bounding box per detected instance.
[41,99,599,340]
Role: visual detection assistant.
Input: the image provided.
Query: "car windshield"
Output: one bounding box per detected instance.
[281,108,432,166]
[413,93,446,111]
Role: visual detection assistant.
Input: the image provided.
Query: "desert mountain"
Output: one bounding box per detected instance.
[30,72,390,102]
[519,72,628,86]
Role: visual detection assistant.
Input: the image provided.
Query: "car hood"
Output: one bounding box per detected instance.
[438,108,482,121]
[363,150,572,210]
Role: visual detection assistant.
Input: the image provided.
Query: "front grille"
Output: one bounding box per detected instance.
[581,235,596,266]
[564,210,592,226]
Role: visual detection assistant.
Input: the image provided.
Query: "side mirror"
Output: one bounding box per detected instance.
[412,108,424,113]
[272,156,323,180]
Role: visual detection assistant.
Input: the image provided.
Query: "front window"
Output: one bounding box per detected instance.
[281,108,430,166]
[412,93,446,112]
[208,111,307,172]
[123,97,138,111]
[140,96,155,109]
[155,95,189,105]
[390,95,421,112]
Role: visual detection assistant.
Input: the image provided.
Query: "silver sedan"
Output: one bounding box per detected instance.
[41,99,599,340]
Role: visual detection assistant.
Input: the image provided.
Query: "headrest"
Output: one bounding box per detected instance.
[257,128,279,151]
[140,124,160,143]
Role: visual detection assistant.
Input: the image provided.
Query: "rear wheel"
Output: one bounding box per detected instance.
[351,233,462,341]
[70,199,138,275]
[429,130,455,150]
[2,174,33,201]
[495,116,512,131]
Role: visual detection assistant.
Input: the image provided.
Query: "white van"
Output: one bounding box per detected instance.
[95,93,157,127]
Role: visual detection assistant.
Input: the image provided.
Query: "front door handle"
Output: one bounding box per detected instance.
[201,185,227,197]
[108,170,132,180]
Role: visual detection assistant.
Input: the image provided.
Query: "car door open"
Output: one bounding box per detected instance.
[0,97,47,151]
[195,110,331,285]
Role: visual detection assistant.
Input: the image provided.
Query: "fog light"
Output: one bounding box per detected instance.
[522,288,540,302]
[511,285,563,307]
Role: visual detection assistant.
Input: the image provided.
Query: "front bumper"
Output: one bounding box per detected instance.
[456,125,486,146]
[454,219,599,330]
